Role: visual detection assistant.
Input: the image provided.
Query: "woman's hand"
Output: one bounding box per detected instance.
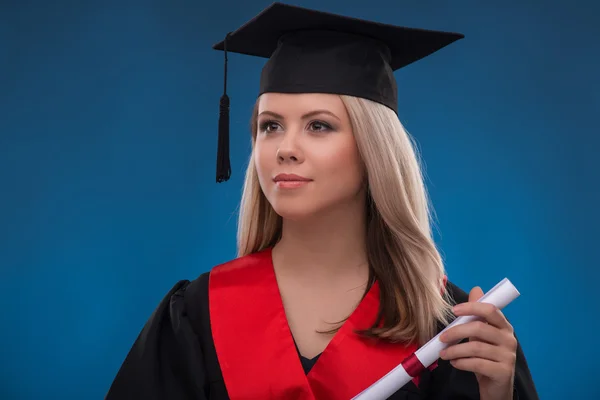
[439,287,517,400]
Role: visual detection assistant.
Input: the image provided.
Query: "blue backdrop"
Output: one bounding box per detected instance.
[1,0,598,399]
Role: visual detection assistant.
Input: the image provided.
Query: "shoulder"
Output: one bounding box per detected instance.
[105,272,214,399]
[127,272,212,346]
[162,250,269,315]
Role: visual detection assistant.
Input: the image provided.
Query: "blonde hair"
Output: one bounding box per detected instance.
[237,95,454,345]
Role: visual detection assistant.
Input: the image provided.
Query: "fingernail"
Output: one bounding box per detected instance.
[453,304,463,313]
[439,349,446,359]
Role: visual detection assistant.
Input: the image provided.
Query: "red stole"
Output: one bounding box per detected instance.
[209,248,428,399]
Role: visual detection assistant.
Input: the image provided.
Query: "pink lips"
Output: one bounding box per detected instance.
[273,173,312,189]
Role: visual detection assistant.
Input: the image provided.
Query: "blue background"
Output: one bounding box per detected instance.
[1,0,598,399]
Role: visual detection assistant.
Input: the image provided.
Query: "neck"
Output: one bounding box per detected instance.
[272,196,369,287]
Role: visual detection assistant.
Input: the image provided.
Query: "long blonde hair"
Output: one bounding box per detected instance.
[236,95,454,345]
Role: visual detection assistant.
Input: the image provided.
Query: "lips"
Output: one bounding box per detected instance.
[273,173,312,182]
[272,173,313,189]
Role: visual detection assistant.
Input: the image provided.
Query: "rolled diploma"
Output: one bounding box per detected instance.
[351,277,520,400]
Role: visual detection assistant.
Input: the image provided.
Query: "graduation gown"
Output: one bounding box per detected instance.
[105,249,539,400]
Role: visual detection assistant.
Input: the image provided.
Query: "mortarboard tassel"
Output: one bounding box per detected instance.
[216,33,232,183]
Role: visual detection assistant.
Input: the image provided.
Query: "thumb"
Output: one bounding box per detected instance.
[469,286,484,302]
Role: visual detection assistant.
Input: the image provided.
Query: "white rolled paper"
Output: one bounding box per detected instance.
[352,278,520,400]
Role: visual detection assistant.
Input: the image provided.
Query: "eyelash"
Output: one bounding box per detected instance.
[258,120,333,134]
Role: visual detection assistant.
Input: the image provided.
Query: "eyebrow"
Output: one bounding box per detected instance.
[257,109,341,121]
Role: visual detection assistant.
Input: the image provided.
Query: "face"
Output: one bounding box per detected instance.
[254,93,365,221]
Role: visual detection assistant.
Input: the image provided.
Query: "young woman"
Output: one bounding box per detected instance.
[106,3,539,399]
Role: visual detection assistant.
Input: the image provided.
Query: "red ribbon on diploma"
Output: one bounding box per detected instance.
[402,353,439,378]
[401,353,425,377]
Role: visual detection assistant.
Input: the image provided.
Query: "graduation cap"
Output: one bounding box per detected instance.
[213,2,464,183]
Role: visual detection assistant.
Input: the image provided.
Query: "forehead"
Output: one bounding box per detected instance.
[257,93,347,116]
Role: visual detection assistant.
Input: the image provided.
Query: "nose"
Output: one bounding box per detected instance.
[276,130,304,164]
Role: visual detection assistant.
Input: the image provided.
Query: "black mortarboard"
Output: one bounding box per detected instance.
[213,2,464,182]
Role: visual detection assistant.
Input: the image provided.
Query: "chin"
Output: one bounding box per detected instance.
[266,184,363,222]
[270,199,321,221]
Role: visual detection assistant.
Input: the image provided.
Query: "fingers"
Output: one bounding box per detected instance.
[468,286,484,302]
[440,340,516,365]
[441,286,518,393]
[440,320,517,348]
[452,301,514,332]
[446,357,515,382]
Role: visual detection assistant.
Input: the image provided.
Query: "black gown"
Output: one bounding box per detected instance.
[105,272,539,400]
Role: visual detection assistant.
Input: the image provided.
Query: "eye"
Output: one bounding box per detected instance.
[308,120,333,132]
[258,120,281,133]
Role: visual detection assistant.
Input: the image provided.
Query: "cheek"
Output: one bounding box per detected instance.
[254,141,275,184]
[318,140,364,186]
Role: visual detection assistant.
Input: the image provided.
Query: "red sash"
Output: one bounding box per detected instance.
[209,248,429,399]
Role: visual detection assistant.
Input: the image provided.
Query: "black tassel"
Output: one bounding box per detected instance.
[216,33,231,183]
